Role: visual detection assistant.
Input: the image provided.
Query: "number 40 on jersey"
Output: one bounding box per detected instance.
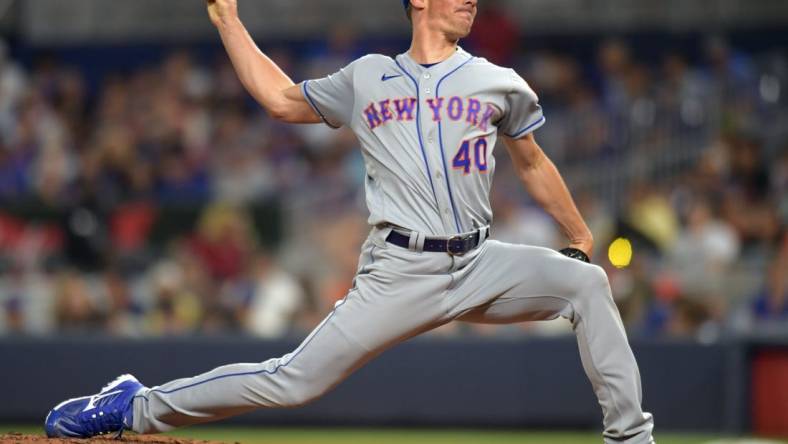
[453,137,488,174]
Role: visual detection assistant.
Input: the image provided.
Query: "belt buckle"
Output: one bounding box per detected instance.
[446,235,464,256]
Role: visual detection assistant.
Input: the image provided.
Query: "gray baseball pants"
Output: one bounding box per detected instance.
[132,226,655,443]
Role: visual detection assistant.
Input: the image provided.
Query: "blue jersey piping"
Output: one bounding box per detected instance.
[303,80,341,129]
[435,56,475,233]
[134,299,347,401]
[505,115,546,139]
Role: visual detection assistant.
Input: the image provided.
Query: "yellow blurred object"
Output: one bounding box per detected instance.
[627,193,679,250]
[608,237,633,268]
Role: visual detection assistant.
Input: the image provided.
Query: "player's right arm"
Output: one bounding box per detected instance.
[206,0,321,124]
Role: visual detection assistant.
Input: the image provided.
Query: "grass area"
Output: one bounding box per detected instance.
[165,428,725,444]
[3,424,782,444]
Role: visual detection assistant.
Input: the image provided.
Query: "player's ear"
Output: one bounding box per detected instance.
[410,0,427,12]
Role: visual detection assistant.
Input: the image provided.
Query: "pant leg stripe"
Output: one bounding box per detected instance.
[134,299,347,401]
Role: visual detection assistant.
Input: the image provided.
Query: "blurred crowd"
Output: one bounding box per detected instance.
[0,6,786,340]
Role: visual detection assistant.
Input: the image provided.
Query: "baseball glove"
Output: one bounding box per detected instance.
[559,247,590,263]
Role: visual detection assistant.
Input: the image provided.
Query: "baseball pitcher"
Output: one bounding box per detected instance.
[45,1,655,442]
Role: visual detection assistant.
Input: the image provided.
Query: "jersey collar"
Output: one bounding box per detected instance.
[396,46,473,79]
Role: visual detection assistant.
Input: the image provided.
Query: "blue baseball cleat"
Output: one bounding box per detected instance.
[44,374,144,438]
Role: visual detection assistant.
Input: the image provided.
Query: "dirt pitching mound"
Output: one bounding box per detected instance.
[0,433,228,444]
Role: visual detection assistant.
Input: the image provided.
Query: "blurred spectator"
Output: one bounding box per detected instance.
[0,270,26,335]
[246,252,306,338]
[190,203,255,282]
[721,134,780,248]
[303,24,359,78]
[491,191,560,249]
[751,231,788,323]
[466,0,520,65]
[155,144,212,203]
[624,184,680,253]
[0,39,28,146]
[312,210,367,315]
[703,35,757,114]
[608,257,653,330]
[61,203,109,272]
[101,270,145,337]
[109,201,157,264]
[670,198,740,297]
[54,271,103,334]
[773,147,788,225]
[145,260,203,336]
[212,115,276,204]
[658,52,710,129]
[596,39,633,111]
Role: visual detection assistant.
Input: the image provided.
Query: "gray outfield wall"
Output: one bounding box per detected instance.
[0,337,757,432]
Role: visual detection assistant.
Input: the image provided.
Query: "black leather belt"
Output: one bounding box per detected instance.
[385,228,489,256]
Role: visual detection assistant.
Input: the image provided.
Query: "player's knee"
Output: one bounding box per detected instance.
[280,370,331,407]
[277,381,329,408]
[587,264,610,290]
[573,264,612,303]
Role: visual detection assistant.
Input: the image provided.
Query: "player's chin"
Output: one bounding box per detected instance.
[461,20,475,36]
[450,25,473,40]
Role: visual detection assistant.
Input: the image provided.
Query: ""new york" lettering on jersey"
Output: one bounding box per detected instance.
[363,97,500,132]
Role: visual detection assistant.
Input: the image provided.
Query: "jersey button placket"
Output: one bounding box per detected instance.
[420,74,453,233]
[423,74,433,95]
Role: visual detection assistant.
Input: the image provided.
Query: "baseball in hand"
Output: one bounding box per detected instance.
[206,0,237,28]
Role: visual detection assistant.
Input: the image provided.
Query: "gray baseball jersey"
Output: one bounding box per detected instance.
[301,47,544,235]
[130,47,654,443]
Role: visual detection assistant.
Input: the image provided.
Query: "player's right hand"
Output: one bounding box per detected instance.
[206,0,238,28]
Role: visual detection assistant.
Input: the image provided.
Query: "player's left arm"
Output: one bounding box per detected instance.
[502,133,594,258]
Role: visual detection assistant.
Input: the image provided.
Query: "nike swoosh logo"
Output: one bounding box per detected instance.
[83,389,123,412]
[381,73,403,82]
